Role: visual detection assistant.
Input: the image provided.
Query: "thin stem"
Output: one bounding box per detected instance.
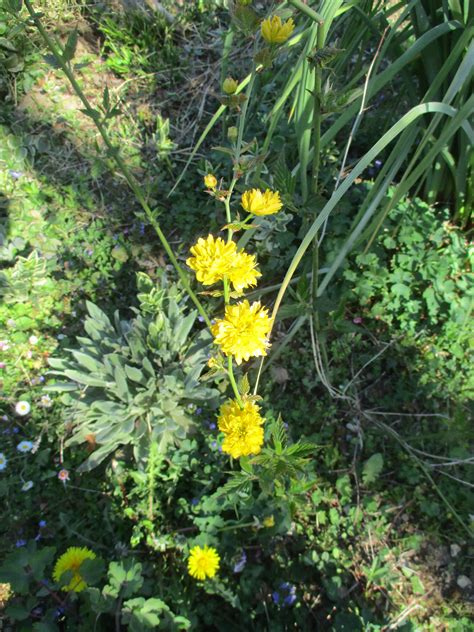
[235,69,257,167]
[23,0,212,329]
[227,356,244,408]
[310,23,328,377]
[311,24,325,196]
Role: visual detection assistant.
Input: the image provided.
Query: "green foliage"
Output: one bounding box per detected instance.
[46,273,218,470]
[96,10,180,79]
[0,1,471,630]
[344,198,473,401]
[362,453,384,486]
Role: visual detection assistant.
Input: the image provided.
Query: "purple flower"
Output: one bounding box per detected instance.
[196,407,202,415]
[198,316,205,323]
[139,223,145,235]
[284,594,297,606]
[9,170,23,179]
[211,441,217,449]
[191,498,199,506]
[374,159,382,168]
[0,362,5,370]
[233,550,247,573]
[272,591,280,604]
[353,316,363,325]
[16,539,27,547]
[39,520,47,528]
[208,422,216,430]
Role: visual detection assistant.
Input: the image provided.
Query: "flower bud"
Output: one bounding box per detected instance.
[222,77,238,95]
[204,174,218,189]
[227,126,238,142]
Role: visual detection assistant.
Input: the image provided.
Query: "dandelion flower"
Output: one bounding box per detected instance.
[17,440,34,453]
[53,546,96,592]
[227,251,261,292]
[15,401,31,416]
[261,15,295,45]
[187,545,220,580]
[211,300,272,365]
[187,234,237,286]
[241,188,283,216]
[0,453,7,471]
[218,399,265,458]
[204,174,218,189]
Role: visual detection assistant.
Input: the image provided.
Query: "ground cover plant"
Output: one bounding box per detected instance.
[0,0,473,630]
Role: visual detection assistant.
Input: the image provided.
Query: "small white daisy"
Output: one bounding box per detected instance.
[0,453,7,471]
[39,395,52,408]
[0,340,9,351]
[15,401,31,416]
[17,440,34,453]
[29,335,39,345]
[21,480,34,492]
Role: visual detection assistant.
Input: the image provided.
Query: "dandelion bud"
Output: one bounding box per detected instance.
[204,174,218,189]
[222,77,238,95]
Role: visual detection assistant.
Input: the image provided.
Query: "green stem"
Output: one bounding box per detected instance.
[287,0,324,24]
[24,0,212,329]
[310,23,328,372]
[227,356,243,408]
[311,24,325,196]
[235,69,257,170]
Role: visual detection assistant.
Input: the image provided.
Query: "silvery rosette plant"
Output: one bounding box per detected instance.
[46,272,218,471]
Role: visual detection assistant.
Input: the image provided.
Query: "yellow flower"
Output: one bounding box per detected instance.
[188,545,220,580]
[241,188,283,216]
[211,300,272,365]
[204,174,218,189]
[218,398,265,458]
[261,15,295,45]
[263,515,275,528]
[223,77,238,95]
[187,234,237,286]
[227,251,261,293]
[53,547,96,593]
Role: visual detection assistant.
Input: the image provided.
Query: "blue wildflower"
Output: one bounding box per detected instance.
[284,593,297,607]
[233,550,247,573]
[0,453,7,471]
[39,520,47,528]
[272,591,280,604]
[16,539,27,547]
